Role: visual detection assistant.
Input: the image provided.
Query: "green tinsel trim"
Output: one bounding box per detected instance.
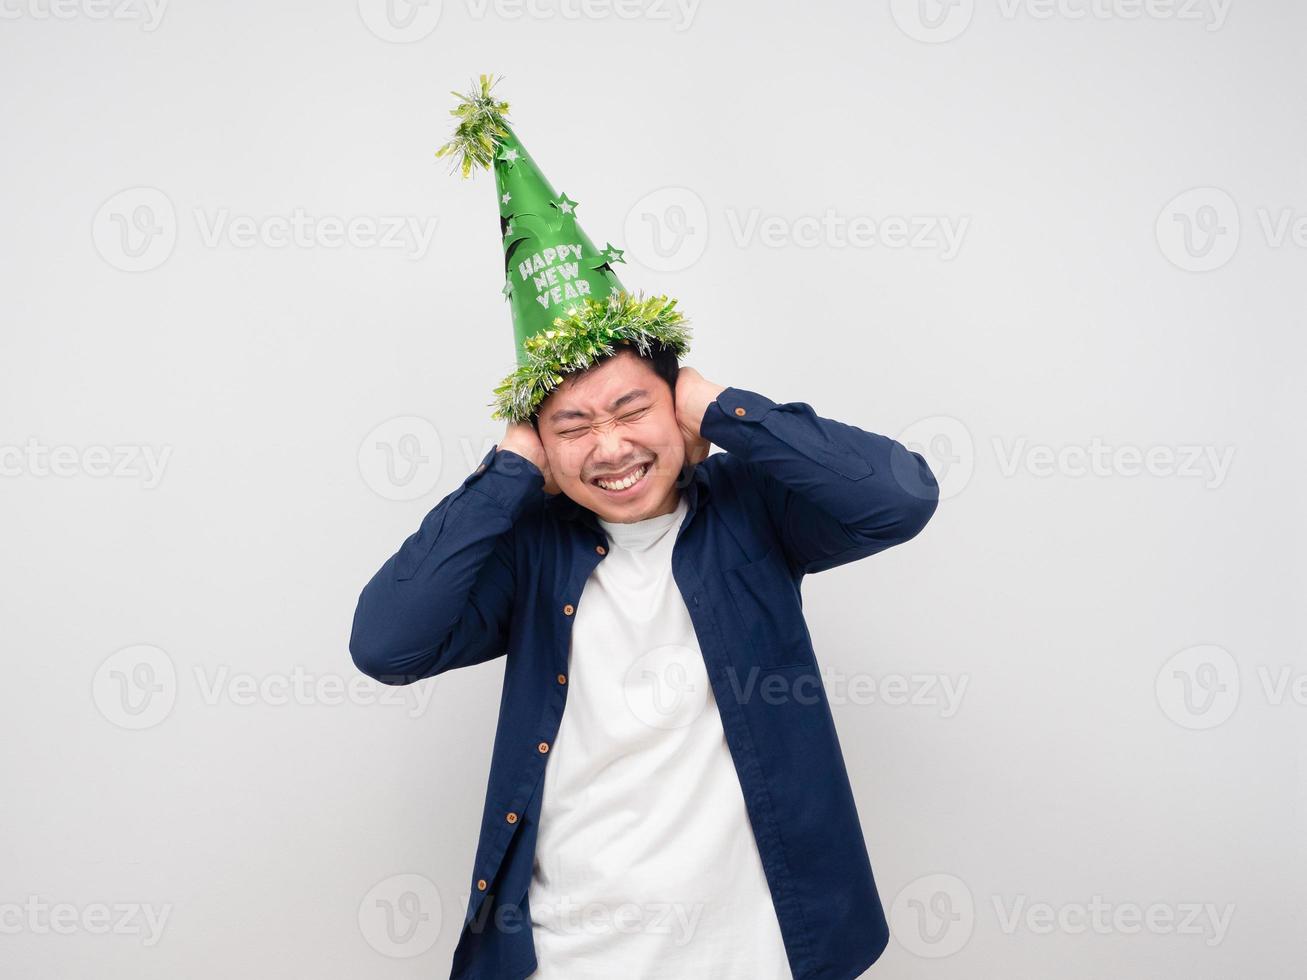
[490,293,691,423]
[435,73,510,178]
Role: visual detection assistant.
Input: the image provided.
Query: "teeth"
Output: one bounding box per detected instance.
[596,464,647,491]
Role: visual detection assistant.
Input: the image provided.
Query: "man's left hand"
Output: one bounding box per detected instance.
[675,366,725,467]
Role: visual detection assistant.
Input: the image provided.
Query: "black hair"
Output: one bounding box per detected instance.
[530,341,680,431]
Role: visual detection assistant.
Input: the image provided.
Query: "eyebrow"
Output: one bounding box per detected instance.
[549,388,652,424]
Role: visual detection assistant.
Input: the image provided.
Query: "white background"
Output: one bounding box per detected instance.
[1,0,1303,976]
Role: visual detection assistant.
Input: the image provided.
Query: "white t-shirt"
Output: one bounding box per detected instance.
[526,494,793,980]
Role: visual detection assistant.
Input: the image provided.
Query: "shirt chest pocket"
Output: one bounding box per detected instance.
[723,547,814,670]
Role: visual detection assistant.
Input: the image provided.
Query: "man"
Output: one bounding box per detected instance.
[349,76,940,980]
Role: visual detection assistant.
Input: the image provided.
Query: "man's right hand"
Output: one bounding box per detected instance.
[498,421,560,495]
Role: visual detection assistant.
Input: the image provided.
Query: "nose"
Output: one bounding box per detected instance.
[591,419,636,470]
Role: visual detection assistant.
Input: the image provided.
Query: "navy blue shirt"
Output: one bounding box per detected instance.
[350,385,940,980]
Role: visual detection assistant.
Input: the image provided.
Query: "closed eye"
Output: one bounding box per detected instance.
[557,406,651,437]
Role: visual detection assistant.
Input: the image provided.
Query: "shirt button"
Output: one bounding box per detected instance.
[506,811,518,824]
[476,878,487,891]
[538,741,550,754]
[563,603,574,615]
[476,463,487,473]
[557,673,567,685]
[734,407,746,416]
[595,545,606,555]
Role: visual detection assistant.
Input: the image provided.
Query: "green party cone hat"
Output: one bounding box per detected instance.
[436,74,690,423]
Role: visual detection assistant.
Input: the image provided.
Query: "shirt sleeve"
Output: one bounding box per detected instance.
[348,446,544,684]
[699,385,939,575]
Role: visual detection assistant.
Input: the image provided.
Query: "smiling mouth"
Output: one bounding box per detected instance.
[591,461,651,493]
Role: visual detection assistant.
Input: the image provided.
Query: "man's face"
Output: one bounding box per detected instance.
[537,348,685,523]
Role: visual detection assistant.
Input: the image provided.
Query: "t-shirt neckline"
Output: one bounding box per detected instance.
[598,495,687,551]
